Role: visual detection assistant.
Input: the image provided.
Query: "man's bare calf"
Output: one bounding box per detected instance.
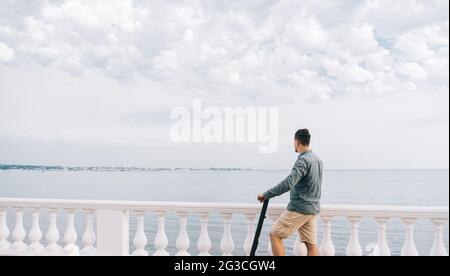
[269,232,319,256]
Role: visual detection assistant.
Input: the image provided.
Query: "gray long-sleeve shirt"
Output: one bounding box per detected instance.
[264,150,323,215]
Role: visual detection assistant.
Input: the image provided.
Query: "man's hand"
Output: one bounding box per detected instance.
[257,194,266,203]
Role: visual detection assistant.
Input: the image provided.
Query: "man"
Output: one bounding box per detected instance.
[257,129,323,256]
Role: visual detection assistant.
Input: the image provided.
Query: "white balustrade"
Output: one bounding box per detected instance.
[0,198,448,256]
[0,208,10,251]
[375,217,391,256]
[153,211,169,256]
[45,209,61,253]
[220,213,234,256]
[293,234,308,256]
[197,213,211,256]
[81,209,97,256]
[28,209,44,252]
[430,218,448,256]
[243,213,255,256]
[176,212,190,256]
[346,216,363,256]
[132,211,148,256]
[63,209,79,256]
[320,216,335,256]
[401,218,419,256]
[11,208,27,252]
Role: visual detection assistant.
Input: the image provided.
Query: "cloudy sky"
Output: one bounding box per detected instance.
[0,0,448,169]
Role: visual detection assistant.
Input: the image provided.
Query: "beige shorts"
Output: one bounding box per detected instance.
[270,210,318,245]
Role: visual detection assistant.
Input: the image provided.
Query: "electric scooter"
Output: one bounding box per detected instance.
[250,199,270,256]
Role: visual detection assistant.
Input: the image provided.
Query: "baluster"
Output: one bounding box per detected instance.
[320,216,335,256]
[346,216,363,256]
[11,208,27,252]
[243,213,256,256]
[220,213,234,256]
[293,233,307,256]
[132,211,148,256]
[63,209,79,256]
[0,208,10,251]
[153,211,169,256]
[81,209,97,256]
[28,209,44,252]
[45,209,61,253]
[176,212,190,256]
[375,217,391,256]
[401,218,419,256]
[429,218,448,256]
[197,213,211,256]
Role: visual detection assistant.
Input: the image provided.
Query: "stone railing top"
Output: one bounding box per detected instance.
[0,198,448,219]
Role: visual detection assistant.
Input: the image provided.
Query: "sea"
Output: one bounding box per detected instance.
[0,168,448,256]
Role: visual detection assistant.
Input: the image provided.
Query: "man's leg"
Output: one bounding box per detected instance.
[270,211,317,256]
[269,232,286,256]
[299,216,319,256]
[269,211,299,256]
[305,242,320,256]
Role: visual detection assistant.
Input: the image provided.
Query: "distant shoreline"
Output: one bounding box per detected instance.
[0,164,255,172]
[0,164,448,172]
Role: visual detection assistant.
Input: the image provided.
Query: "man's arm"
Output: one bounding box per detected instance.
[262,158,308,200]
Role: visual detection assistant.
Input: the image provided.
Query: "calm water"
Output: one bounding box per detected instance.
[0,169,448,255]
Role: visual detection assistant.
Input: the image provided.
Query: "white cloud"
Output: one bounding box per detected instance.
[397,62,428,81]
[42,0,146,32]
[0,42,14,63]
[0,0,447,100]
[396,33,435,60]
[0,0,448,168]
[344,23,380,55]
[358,0,448,35]
[284,15,326,49]
[323,58,374,84]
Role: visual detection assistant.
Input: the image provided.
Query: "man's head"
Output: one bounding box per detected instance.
[294,129,311,153]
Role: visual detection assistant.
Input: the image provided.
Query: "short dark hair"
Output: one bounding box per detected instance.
[295,129,311,146]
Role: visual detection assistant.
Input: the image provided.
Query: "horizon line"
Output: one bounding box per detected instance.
[0,163,448,172]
